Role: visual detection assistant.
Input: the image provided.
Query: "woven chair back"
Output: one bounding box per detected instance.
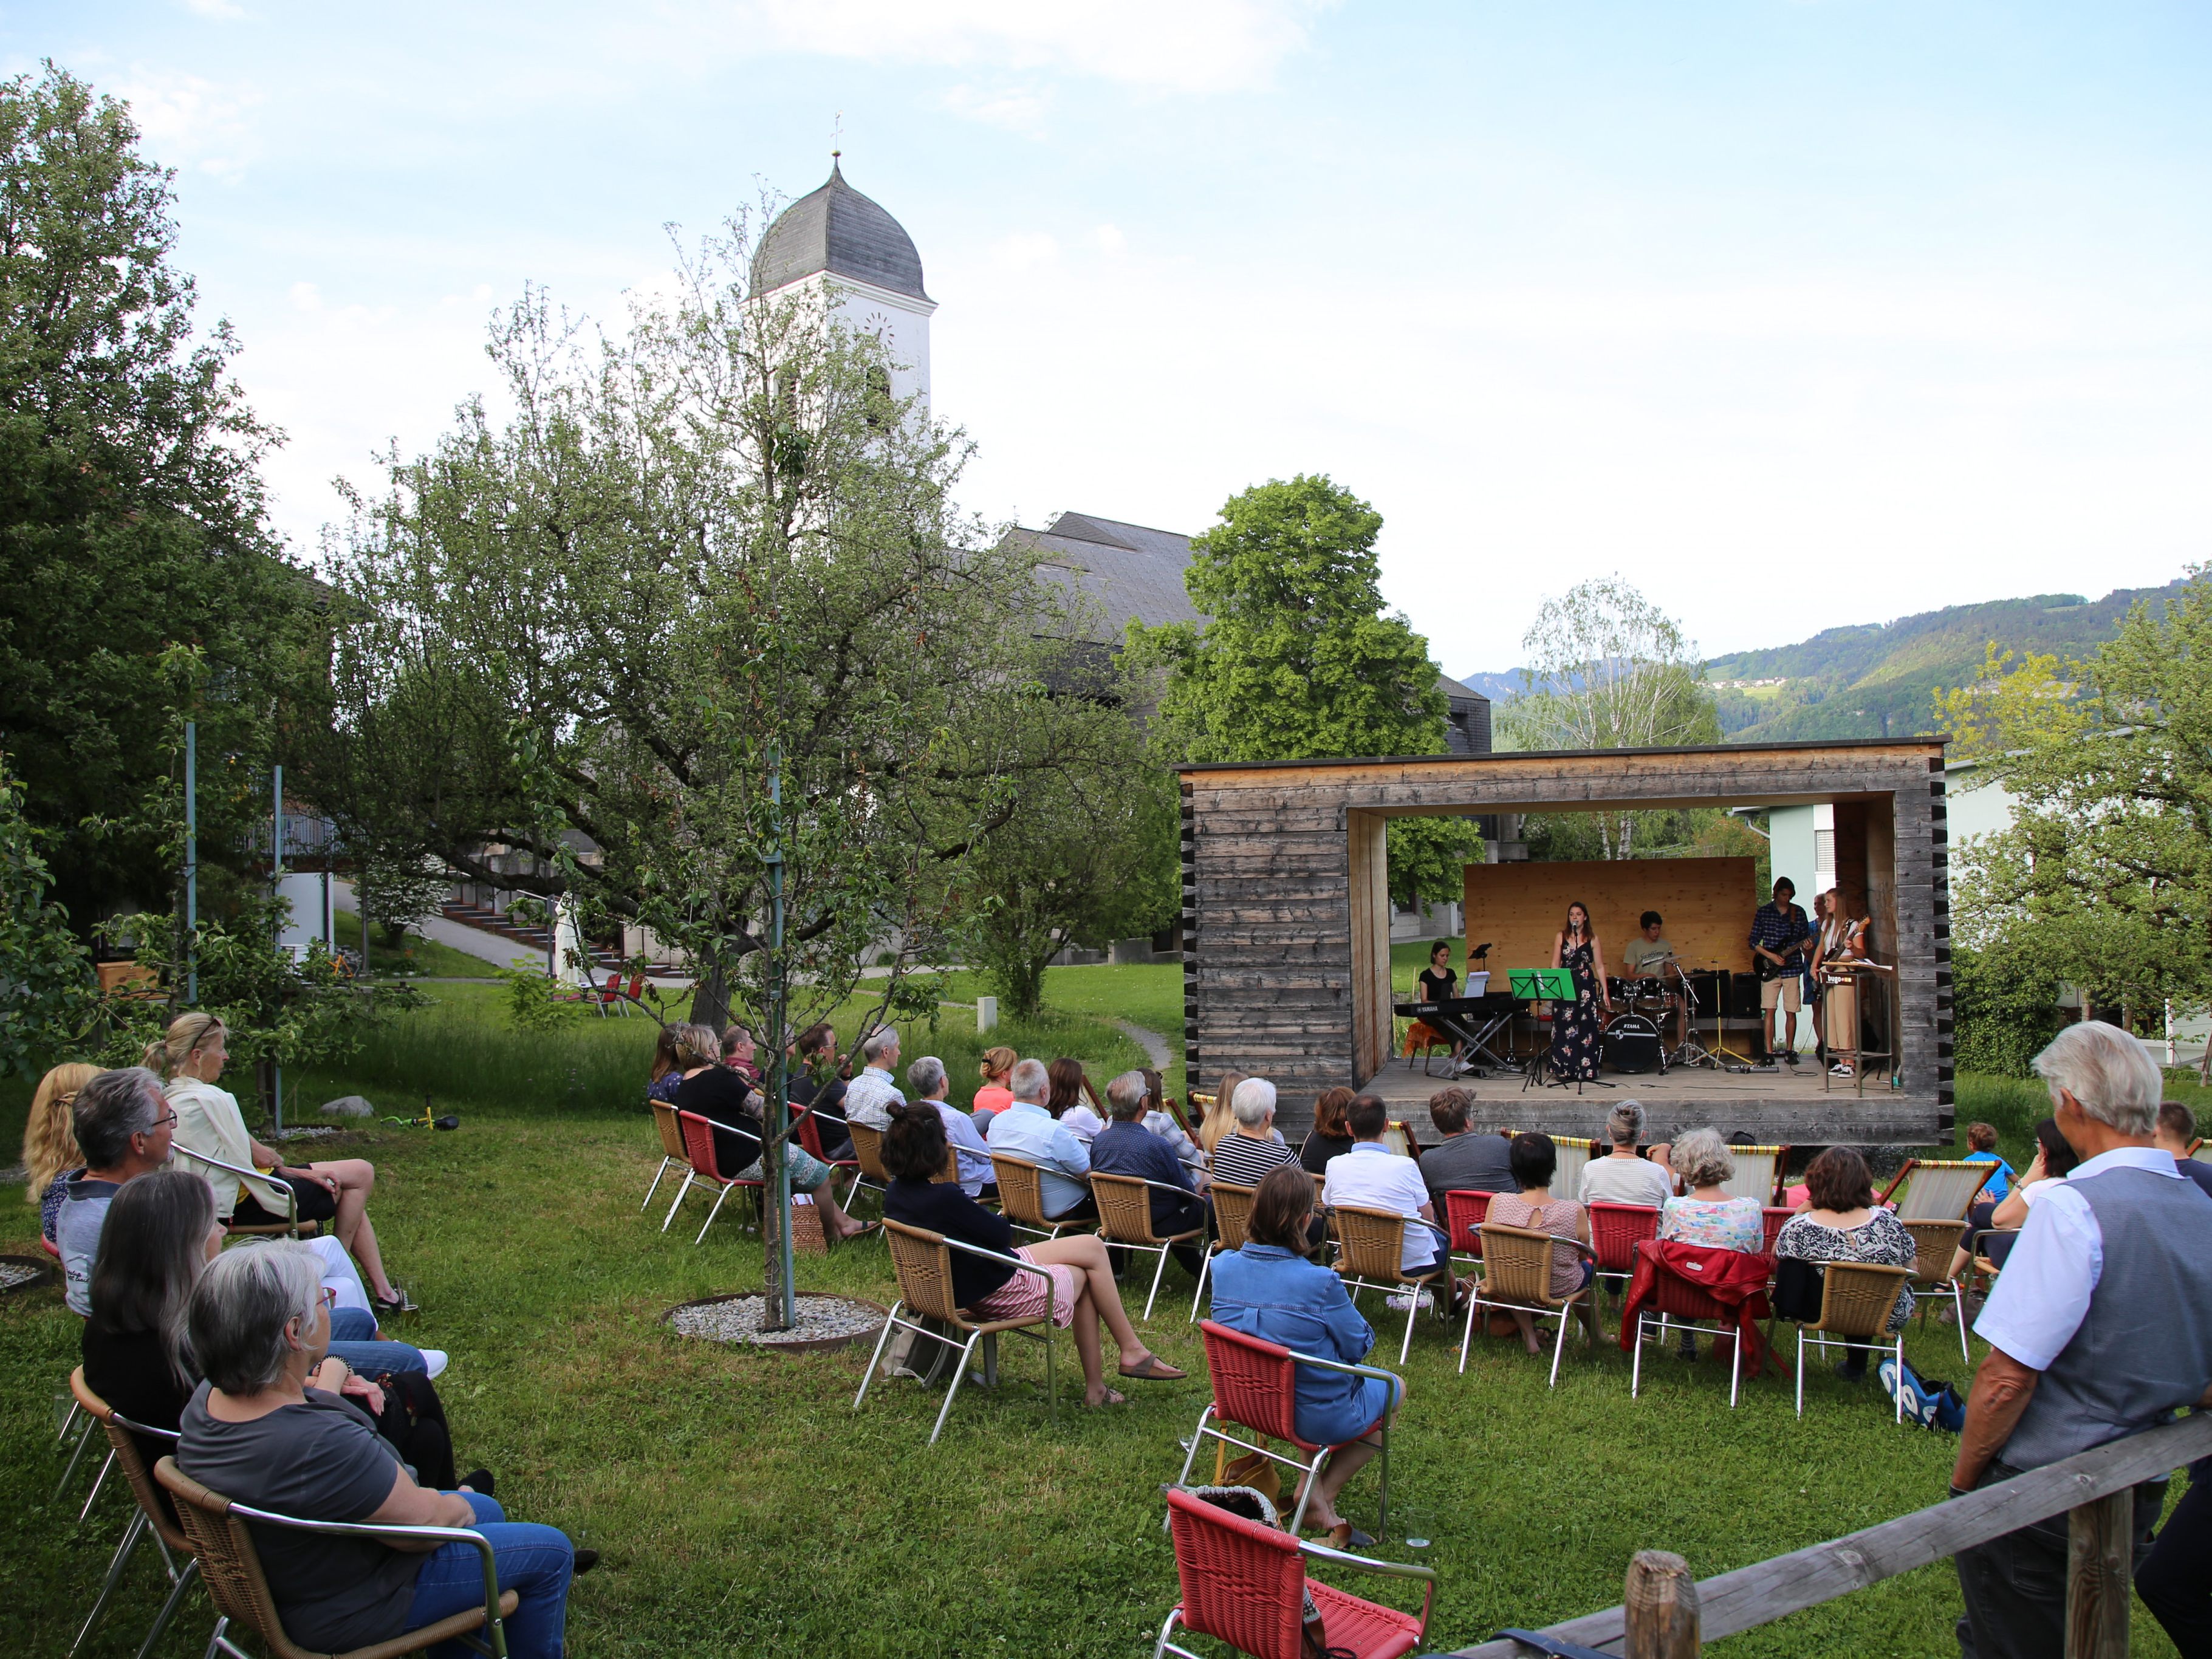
[1209,1183,1258,1253]
[1332,1204,1411,1282]
[72,1369,188,1554]
[652,1099,687,1160]
[1478,1222,1566,1308]
[154,1457,300,1658]
[932,1144,960,1185]
[1889,1160,1994,1221]
[1164,1485,1309,1659]
[676,1110,739,1183]
[1552,1137,1595,1206]
[1901,1218,1968,1284]
[1443,1189,1494,1257]
[883,1219,967,1323]
[990,1156,1054,1230]
[1811,1261,1913,1339]
[1761,1206,1792,1254]
[1091,1172,1160,1244]
[1197,1319,1304,1445]
[847,1121,890,1185]
[790,1107,826,1161]
[1719,1145,1786,1205]
[1587,1202,1659,1273]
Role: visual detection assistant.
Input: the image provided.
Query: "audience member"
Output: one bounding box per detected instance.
[1987,1117,2079,1228]
[1323,1095,1448,1280]
[2155,1101,2212,1200]
[58,1067,176,1315]
[1194,1072,1249,1164]
[176,1243,581,1658]
[1578,1101,1672,1209]
[909,1055,995,1199]
[1954,1021,2212,1659]
[841,1027,906,1131]
[719,1022,761,1086]
[156,1013,407,1314]
[1049,1056,1108,1142]
[1298,1087,1356,1175]
[22,1060,97,1248]
[1959,1120,2014,1230]
[1208,1164,1403,1546]
[787,1023,852,1160]
[1415,1087,1516,1209]
[673,1023,872,1242]
[646,1027,685,1105]
[1484,1132,1594,1355]
[984,1058,1097,1221]
[1207,1078,1300,1191]
[971,1046,1019,1127]
[1137,1069,1205,1174]
[881,1106,1183,1407]
[1772,1147,1916,1381]
[1657,1128,1763,1360]
[1089,1072,1206,1278]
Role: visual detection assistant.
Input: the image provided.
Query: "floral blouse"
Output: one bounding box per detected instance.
[1659,1195,1764,1254]
[1774,1209,1918,1332]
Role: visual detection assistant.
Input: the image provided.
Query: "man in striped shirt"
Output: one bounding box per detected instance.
[1208,1078,1299,1189]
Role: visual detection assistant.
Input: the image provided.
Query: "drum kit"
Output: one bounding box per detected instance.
[1598,953,1750,1075]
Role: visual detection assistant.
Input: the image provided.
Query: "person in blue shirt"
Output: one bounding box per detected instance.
[1089,1072,1207,1280]
[983,1058,1098,1220]
[1961,1120,2016,1234]
[1208,1163,1405,1547]
[905,1054,996,1200]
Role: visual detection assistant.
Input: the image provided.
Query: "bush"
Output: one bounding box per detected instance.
[1951,943,2067,1078]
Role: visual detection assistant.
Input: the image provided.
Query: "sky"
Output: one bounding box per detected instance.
[10,1,2211,674]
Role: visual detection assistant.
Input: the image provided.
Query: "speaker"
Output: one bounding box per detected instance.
[1727,972,1766,1019]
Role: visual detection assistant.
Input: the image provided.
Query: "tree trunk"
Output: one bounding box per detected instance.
[689,968,727,1033]
[761,1123,789,1332]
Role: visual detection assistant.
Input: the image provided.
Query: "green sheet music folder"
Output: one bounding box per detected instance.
[1508,968,1576,1001]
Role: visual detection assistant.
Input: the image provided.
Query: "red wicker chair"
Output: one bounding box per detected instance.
[1628,1248,1769,1409]
[1760,1206,1793,1254]
[1173,1321,1400,1539]
[1152,1486,1433,1659]
[1587,1202,1660,1298]
[1441,1189,1494,1268]
[669,1110,765,1244]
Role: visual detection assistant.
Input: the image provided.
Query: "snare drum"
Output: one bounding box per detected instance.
[1631,976,1670,1013]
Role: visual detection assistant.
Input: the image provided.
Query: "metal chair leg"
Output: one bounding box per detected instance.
[134,1558,199,1659]
[1142,1243,1173,1322]
[928,1333,985,1445]
[1173,1405,1214,1491]
[1152,1607,1186,1659]
[53,1410,97,1499]
[1894,1335,1906,1425]
[641,1155,675,1213]
[1728,1326,1742,1409]
[70,1509,146,1654]
[1375,1420,1390,1541]
[693,1182,734,1245]
[1283,1448,1329,1536]
[1547,1309,1570,1389]
[79,1446,117,1521]
[1188,1248,1213,1324]
[854,1300,907,1411]
[1795,1330,1807,1418]
[1631,1312,1646,1399]
[1951,1282,1970,1365]
[660,1169,696,1232]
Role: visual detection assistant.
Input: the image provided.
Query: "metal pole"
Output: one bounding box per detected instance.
[184,721,197,1005]
[769,742,795,1330]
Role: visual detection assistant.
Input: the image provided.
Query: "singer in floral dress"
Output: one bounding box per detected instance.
[1548,902,1612,1083]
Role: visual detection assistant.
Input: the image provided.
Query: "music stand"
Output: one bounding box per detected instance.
[1510,969,1612,1093]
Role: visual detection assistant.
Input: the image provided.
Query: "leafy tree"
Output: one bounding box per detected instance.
[0,66,304,925]
[0,762,98,1075]
[1140,474,1482,905]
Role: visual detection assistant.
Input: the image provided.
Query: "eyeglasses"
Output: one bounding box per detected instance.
[152,1110,179,1129]
[320,1287,338,1310]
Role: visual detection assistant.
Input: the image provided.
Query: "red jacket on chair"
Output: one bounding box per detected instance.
[1618,1239,1773,1375]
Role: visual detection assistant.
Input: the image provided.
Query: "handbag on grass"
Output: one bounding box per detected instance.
[1186,1486,1354,1659]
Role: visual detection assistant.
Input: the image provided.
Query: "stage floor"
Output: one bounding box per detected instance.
[1362,1053,1947,1146]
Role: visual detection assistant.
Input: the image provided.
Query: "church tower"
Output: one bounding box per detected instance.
[752,159,935,411]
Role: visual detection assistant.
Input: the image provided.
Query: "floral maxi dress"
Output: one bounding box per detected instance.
[1549,939,1603,1083]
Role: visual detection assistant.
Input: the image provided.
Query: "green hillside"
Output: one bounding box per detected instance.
[1704,578,2188,742]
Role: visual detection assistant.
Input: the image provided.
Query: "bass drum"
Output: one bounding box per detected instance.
[1602,1013,1663,1075]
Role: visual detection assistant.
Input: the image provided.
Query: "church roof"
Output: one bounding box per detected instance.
[1012,512,1203,637]
[752,161,930,303]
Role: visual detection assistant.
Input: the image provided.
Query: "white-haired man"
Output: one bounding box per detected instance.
[984,1057,1095,1221]
[842,1027,905,1133]
[908,1055,995,1201]
[1952,1021,2212,1659]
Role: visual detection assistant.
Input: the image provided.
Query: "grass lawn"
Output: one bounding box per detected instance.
[330,909,505,979]
[0,974,2193,1655]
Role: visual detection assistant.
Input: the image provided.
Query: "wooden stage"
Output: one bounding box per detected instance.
[1361,1055,1947,1147]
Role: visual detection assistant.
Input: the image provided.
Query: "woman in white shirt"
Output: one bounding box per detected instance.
[154,1013,409,1313]
[1047,1056,1108,1143]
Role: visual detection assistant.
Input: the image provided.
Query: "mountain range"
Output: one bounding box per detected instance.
[1453,575,2192,744]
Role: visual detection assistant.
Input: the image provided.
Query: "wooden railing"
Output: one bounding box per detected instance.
[1432,1410,2212,1659]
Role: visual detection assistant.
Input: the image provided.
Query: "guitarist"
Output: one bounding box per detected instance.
[1748,877,1816,1066]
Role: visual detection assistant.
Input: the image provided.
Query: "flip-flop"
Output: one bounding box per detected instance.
[1085,1389,1128,1408]
[1117,1354,1186,1381]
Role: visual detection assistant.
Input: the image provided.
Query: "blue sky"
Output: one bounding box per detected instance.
[10,1,2210,671]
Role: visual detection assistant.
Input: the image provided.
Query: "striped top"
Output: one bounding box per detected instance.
[1211,1131,1298,1190]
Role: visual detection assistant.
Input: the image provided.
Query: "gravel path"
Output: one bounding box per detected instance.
[668,1293,883,1349]
[1114,1019,1174,1071]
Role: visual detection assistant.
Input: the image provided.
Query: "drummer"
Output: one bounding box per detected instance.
[1620,911,1688,1048]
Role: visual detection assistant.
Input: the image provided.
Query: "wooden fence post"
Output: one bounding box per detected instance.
[2066,1490,2134,1658]
[1624,1550,1701,1659]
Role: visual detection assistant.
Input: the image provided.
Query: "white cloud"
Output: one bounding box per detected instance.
[990,231,1060,271]
[114,70,261,179]
[1092,224,1127,256]
[936,83,1052,134]
[722,0,1331,95]
[289,281,320,312]
[180,0,247,18]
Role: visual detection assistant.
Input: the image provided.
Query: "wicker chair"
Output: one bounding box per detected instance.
[1092,1171,1207,1321]
[643,1098,687,1212]
[1329,1205,1455,1364]
[1900,1217,1973,1363]
[1628,1242,1770,1409]
[1878,1158,1996,1222]
[667,1110,765,1244]
[153,1457,517,1659]
[1458,1223,1599,1387]
[67,1368,198,1659]
[844,1121,891,1208]
[1586,1202,1660,1301]
[989,1155,1091,1242]
[1440,1190,1494,1270]
[854,1219,1060,1445]
[1190,1182,1258,1322]
[1152,1486,1434,1659]
[789,1104,867,1207]
[1790,1261,1915,1422]
[1172,1320,1400,1540]
[1759,1206,1793,1254]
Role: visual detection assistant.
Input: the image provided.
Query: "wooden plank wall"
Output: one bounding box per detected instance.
[1182,742,1953,1135]
[1460,857,1760,980]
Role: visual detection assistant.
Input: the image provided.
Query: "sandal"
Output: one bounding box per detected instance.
[372,1287,417,1315]
[1118,1353,1187,1381]
[1085,1388,1128,1408]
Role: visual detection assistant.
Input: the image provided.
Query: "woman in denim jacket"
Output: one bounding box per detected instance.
[1208,1164,1405,1543]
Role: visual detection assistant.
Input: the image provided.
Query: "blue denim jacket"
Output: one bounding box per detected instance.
[1208,1243,1391,1446]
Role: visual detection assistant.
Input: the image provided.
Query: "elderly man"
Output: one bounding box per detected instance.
[841,1027,906,1132]
[908,1055,996,1200]
[1089,1071,1206,1278]
[984,1058,1096,1222]
[58,1067,176,1315]
[1951,1021,2212,1659]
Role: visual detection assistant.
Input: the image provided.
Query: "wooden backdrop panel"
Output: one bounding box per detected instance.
[1461,857,1761,980]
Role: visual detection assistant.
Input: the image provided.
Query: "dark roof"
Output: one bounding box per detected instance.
[752,162,929,303]
[1435,672,1491,754]
[1011,511,1203,637]
[1178,735,1949,773]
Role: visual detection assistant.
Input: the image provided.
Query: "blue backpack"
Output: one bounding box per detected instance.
[1881,1355,1966,1432]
